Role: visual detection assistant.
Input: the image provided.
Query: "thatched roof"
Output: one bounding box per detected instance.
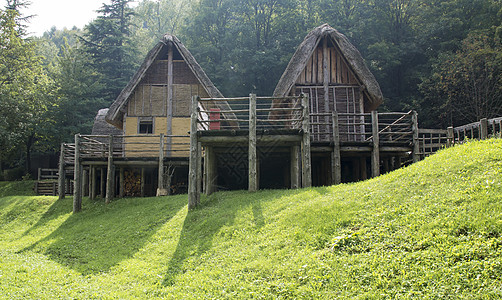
[273,24,383,110]
[92,108,123,136]
[105,34,224,128]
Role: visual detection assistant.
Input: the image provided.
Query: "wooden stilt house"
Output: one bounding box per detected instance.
[63,34,228,210]
[64,25,426,212]
[272,24,412,185]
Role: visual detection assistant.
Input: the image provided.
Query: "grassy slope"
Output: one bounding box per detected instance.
[0,139,501,299]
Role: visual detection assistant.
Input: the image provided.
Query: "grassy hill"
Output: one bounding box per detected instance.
[1,139,501,299]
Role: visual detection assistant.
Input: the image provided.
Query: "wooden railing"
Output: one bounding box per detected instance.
[452,117,502,142]
[309,111,415,144]
[63,134,190,164]
[418,116,502,158]
[197,95,305,131]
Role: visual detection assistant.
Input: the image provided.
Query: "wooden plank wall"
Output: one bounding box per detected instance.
[294,37,364,142]
[296,42,358,85]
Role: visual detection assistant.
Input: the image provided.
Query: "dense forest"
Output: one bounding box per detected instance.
[0,0,501,177]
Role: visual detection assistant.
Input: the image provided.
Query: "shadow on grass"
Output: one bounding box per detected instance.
[20,196,74,237]
[162,190,270,286]
[20,195,187,275]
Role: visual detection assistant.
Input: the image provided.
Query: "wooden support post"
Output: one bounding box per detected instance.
[411,111,420,163]
[158,133,165,193]
[249,93,258,192]
[395,156,402,169]
[119,167,124,198]
[58,143,65,199]
[141,168,145,197]
[188,96,200,209]
[100,168,105,199]
[290,146,300,189]
[360,157,367,180]
[447,126,454,147]
[91,166,96,200]
[197,142,202,197]
[354,158,361,181]
[82,169,88,197]
[480,118,488,139]
[371,111,380,178]
[301,94,312,187]
[205,146,217,195]
[105,135,114,204]
[38,168,42,181]
[73,134,82,213]
[331,112,341,185]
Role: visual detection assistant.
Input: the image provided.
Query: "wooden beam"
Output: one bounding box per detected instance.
[301,94,312,187]
[249,93,258,192]
[188,96,200,209]
[371,111,380,178]
[73,134,82,213]
[58,143,65,199]
[105,135,114,204]
[332,112,341,184]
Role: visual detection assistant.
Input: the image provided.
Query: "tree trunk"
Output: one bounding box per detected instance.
[25,133,35,176]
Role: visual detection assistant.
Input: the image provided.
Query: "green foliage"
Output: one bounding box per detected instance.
[421,31,502,126]
[0,8,54,171]
[1,139,501,298]
[80,0,138,103]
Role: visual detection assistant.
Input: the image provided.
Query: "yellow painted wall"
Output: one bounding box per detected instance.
[123,116,189,158]
[171,117,190,157]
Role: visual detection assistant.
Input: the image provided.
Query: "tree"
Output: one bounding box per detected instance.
[49,40,106,144]
[0,7,52,174]
[420,32,502,127]
[80,0,138,103]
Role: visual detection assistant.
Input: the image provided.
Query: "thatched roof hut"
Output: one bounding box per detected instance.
[273,24,383,112]
[92,108,123,136]
[105,34,224,128]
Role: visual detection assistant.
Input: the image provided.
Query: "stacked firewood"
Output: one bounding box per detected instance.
[124,170,141,196]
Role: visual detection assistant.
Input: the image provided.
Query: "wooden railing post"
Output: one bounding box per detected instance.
[58,143,65,199]
[248,93,258,192]
[411,111,420,163]
[447,126,454,147]
[73,134,82,213]
[301,94,312,187]
[105,135,114,204]
[188,96,200,209]
[331,112,341,184]
[158,133,165,192]
[371,111,380,178]
[480,118,488,139]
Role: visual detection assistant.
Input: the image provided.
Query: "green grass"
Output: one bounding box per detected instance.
[1,139,502,299]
